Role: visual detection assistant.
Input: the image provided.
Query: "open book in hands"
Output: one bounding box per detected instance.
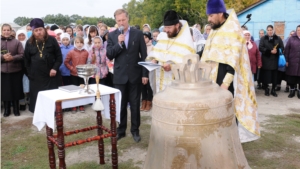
[138,62,161,71]
[138,60,175,72]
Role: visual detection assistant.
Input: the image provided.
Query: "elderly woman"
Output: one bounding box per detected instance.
[244,30,262,78]
[284,25,300,98]
[16,30,30,111]
[1,24,24,117]
[203,24,211,40]
[259,25,284,97]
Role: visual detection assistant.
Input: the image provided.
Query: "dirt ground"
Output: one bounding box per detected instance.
[1,87,300,168]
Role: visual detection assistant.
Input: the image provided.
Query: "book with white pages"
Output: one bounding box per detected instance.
[59,85,83,93]
[138,62,161,71]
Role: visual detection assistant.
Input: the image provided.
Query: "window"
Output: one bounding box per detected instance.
[274,22,285,40]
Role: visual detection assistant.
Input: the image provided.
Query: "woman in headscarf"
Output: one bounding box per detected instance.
[192,28,206,52]
[203,24,211,40]
[16,30,30,111]
[16,30,27,48]
[83,24,90,39]
[284,25,300,98]
[243,30,262,78]
[191,27,206,58]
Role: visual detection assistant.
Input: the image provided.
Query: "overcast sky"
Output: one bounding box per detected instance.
[0,0,130,23]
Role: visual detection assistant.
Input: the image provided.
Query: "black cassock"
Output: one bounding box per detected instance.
[24,36,62,112]
[216,63,235,96]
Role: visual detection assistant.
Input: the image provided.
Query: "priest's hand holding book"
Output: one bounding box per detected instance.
[162,63,171,72]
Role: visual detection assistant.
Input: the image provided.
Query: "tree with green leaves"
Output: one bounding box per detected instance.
[13,17,33,26]
[13,14,116,27]
[123,0,260,30]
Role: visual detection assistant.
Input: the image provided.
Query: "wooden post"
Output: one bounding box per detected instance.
[110,94,118,169]
[46,125,56,169]
[97,110,105,164]
[55,101,66,169]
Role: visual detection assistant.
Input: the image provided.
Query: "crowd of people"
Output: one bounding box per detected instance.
[242,24,300,98]
[1,0,299,143]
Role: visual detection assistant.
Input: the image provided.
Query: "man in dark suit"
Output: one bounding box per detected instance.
[106,9,148,143]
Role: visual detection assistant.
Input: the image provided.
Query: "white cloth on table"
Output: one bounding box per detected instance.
[32,84,121,131]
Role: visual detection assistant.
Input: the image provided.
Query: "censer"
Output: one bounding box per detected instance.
[143,54,250,169]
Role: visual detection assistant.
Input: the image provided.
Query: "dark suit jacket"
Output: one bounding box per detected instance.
[106,28,148,84]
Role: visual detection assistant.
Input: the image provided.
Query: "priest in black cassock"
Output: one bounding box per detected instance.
[24,18,62,113]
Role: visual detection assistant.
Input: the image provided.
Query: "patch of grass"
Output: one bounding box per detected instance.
[3,112,300,169]
[1,161,14,169]
[69,159,140,169]
[1,112,150,169]
[12,145,27,156]
[116,116,151,151]
[63,116,112,152]
[136,160,144,165]
[20,166,33,169]
[1,119,49,168]
[243,114,300,169]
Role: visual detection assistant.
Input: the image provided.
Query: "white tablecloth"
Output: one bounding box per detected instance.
[32,84,121,131]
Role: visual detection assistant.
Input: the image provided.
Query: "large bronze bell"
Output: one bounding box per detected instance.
[144,54,250,169]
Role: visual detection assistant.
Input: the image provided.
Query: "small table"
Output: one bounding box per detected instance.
[32,84,121,169]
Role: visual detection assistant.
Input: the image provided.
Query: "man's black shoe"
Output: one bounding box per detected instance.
[284,87,290,93]
[132,133,141,143]
[257,84,262,90]
[117,134,126,141]
[271,89,278,97]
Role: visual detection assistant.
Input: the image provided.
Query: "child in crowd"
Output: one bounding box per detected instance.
[140,31,154,112]
[64,36,89,113]
[102,30,109,49]
[65,26,74,45]
[143,24,151,32]
[152,29,160,46]
[99,24,108,37]
[60,33,74,86]
[84,25,99,51]
[83,25,90,39]
[87,36,109,85]
[54,29,64,45]
[10,29,16,38]
[75,25,84,37]
[16,30,29,111]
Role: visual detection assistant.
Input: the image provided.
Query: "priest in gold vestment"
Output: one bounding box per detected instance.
[147,10,195,93]
[201,0,260,143]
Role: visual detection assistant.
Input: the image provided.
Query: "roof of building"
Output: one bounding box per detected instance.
[237,0,268,16]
